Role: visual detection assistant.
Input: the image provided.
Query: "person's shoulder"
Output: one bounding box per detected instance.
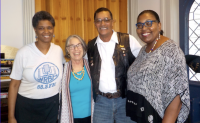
[116,32,129,36]
[83,58,89,63]
[64,61,71,67]
[116,31,128,34]
[162,39,184,56]
[51,43,60,48]
[88,37,97,45]
[51,43,63,51]
[88,37,98,50]
[64,61,69,65]
[16,43,34,54]
[116,32,137,41]
[163,40,180,49]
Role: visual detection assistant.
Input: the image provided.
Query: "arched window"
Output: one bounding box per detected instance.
[180,0,200,83]
[189,0,200,81]
[180,0,200,122]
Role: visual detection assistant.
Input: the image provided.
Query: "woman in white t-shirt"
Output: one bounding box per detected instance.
[8,11,65,123]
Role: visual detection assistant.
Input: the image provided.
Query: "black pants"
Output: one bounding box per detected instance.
[15,93,59,123]
[74,116,91,123]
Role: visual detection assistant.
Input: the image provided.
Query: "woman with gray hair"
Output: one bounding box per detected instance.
[59,35,94,123]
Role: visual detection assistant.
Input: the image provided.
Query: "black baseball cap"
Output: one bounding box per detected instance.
[185,55,200,73]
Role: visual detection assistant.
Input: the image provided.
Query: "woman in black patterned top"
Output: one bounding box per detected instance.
[126,10,190,123]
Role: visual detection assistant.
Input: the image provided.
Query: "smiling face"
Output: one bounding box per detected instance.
[66,37,83,62]
[34,20,54,43]
[94,11,113,41]
[136,13,161,44]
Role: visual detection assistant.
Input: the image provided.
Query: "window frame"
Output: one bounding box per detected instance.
[179,0,200,85]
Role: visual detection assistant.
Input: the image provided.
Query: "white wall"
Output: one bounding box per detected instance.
[160,0,179,44]
[1,0,24,49]
[138,0,160,16]
[128,0,179,45]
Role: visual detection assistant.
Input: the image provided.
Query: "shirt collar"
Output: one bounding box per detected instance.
[94,30,118,45]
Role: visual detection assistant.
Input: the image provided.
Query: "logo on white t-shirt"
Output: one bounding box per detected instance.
[34,62,59,84]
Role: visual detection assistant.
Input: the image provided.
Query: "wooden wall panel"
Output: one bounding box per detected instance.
[94,0,107,10]
[85,0,96,42]
[74,0,84,38]
[51,0,60,46]
[107,0,120,32]
[119,0,127,33]
[83,0,88,43]
[35,0,46,12]
[69,0,75,35]
[59,0,68,51]
[35,0,127,55]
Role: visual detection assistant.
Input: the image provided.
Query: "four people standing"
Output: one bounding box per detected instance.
[8,7,191,123]
[87,7,141,123]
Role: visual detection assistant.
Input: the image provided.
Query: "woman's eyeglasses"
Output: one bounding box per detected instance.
[136,20,158,29]
[67,43,82,50]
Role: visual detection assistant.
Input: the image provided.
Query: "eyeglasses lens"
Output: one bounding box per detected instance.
[68,43,82,50]
[95,18,112,24]
[136,21,153,29]
[145,21,153,27]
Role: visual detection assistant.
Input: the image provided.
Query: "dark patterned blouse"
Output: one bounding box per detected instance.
[127,40,190,123]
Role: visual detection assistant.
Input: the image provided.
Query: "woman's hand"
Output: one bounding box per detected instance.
[162,95,182,123]
[8,79,21,123]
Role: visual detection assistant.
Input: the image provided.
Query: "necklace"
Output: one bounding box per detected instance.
[149,39,158,53]
[72,67,85,81]
[149,34,160,53]
[74,69,84,75]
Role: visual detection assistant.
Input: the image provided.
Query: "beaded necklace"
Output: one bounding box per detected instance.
[149,34,160,53]
[149,39,158,53]
[72,67,85,81]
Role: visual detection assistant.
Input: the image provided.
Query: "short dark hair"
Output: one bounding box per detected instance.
[32,11,55,28]
[137,10,164,35]
[94,7,113,20]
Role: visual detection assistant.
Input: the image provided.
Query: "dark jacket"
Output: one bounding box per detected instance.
[87,32,135,100]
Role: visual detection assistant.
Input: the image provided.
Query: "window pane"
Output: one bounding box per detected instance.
[189,1,200,82]
[194,6,200,23]
[190,1,198,12]
[196,0,200,3]
[189,20,198,31]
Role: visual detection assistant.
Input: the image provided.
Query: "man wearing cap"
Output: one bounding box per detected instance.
[87,7,141,123]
